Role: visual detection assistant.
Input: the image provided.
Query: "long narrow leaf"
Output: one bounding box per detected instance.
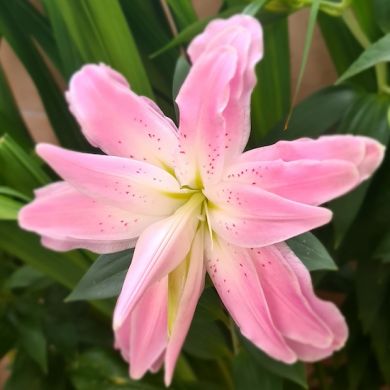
[0,135,49,196]
[337,34,390,84]
[6,0,61,69]
[249,18,290,146]
[53,0,153,98]
[167,0,198,29]
[285,0,321,129]
[0,2,90,151]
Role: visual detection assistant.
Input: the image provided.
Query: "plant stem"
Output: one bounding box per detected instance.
[342,8,390,95]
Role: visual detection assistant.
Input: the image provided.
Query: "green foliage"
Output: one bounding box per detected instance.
[287,233,337,271]
[0,0,388,388]
[337,33,390,83]
[249,18,290,146]
[67,250,133,302]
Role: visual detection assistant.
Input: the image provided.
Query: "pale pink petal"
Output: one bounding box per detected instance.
[188,15,263,157]
[164,226,206,386]
[37,144,186,216]
[357,136,385,180]
[275,242,348,359]
[205,182,332,247]
[223,159,360,205]
[285,339,342,361]
[114,306,132,362]
[113,194,203,330]
[175,46,237,187]
[240,135,385,183]
[206,237,296,363]
[129,278,168,379]
[66,64,178,169]
[18,183,154,253]
[249,246,332,348]
[41,236,136,254]
[150,353,165,373]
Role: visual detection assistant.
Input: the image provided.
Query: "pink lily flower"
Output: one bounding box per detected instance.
[19,15,385,386]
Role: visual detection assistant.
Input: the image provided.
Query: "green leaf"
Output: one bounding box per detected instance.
[167,0,198,29]
[0,186,30,202]
[318,13,376,90]
[5,266,46,289]
[337,34,390,84]
[263,85,359,144]
[233,349,283,390]
[330,94,390,245]
[119,0,178,113]
[197,288,228,324]
[70,348,162,390]
[184,290,231,360]
[374,231,390,262]
[287,232,337,272]
[15,320,48,373]
[42,0,85,79]
[4,351,46,390]
[150,6,242,58]
[285,0,321,128]
[67,249,133,302]
[0,321,16,358]
[249,17,290,146]
[242,337,307,388]
[370,299,390,383]
[0,2,90,151]
[183,318,231,360]
[243,0,268,16]
[0,221,88,290]
[0,194,23,220]
[172,56,190,101]
[374,0,390,34]
[352,0,383,42]
[356,260,390,333]
[5,0,61,69]
[53,0,153,98]
[0,135,49,196]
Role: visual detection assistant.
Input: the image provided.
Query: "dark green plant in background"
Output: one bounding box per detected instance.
[0,0,389,388]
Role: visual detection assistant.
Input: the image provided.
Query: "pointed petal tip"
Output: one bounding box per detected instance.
[164,371,173,388]
[35,142,58,160]
[129,366,145,381]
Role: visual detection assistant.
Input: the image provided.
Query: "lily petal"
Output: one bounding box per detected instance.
[188,15,263,157]
[113,194,203,330]
[114,305,132,363]
[19,182,154,253]
[240,135,385,182]
[223,159,360,205]
[175,46,238,187]
[37,144,186,216]
[275,242,348,360]
[249,245,332,348]
[165,226,206,386]
[66,64,178,169]
[205,182,331,247]
[129,278,168,379]
[206,237,296,363]
[41,236,136,254]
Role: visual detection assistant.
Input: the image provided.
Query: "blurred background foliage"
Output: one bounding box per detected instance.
[0,0,389,388]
